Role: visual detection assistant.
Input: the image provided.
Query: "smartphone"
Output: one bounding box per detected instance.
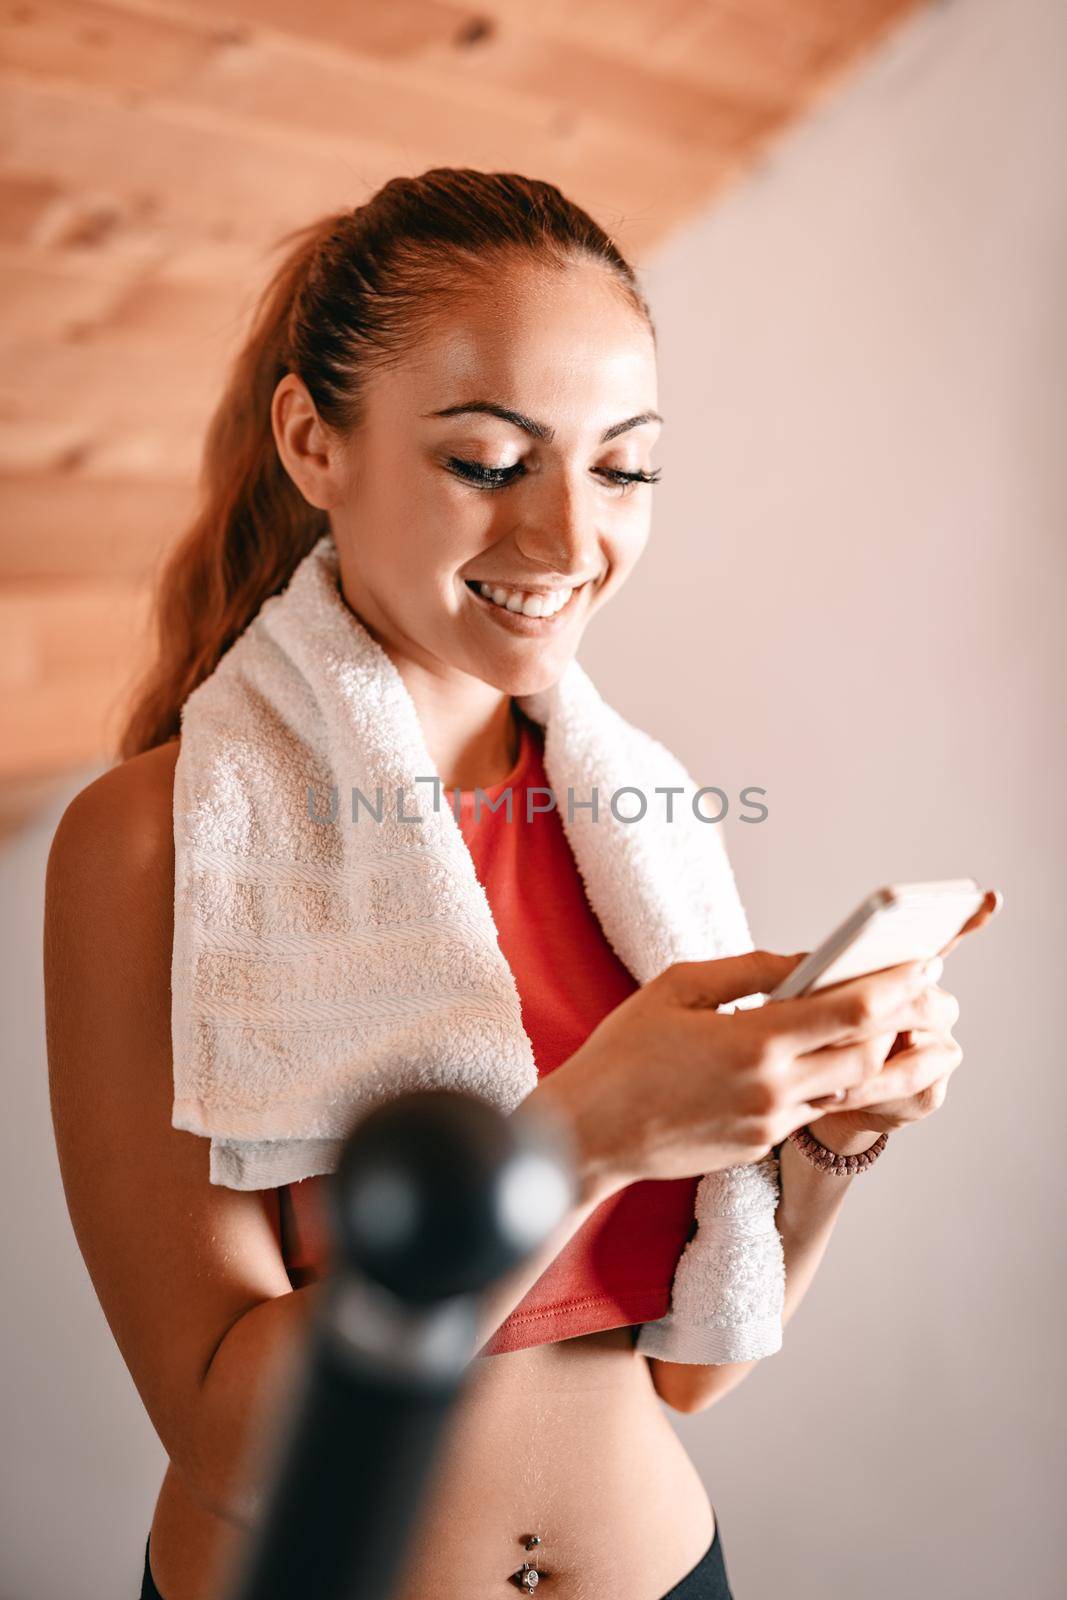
[767,879,987,1001]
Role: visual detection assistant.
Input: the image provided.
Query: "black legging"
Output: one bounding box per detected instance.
[659,1514,735,1599]
[140,1534,163,1599]
[140,1515,735,1599]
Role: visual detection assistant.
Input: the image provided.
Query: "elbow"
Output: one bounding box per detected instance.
[650,1366,719,1415]
[648,1357,755,1415]
[180,1425,259,1532]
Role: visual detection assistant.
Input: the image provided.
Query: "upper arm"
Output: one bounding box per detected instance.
[43,739,293,1501]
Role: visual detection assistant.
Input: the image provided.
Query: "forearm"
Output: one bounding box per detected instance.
[775,1125,871,1322]
[650,1129,871,1412]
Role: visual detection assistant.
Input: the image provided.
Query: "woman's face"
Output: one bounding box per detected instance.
[322,257,661,697]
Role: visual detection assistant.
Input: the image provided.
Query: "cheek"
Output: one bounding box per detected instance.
[375,511,479,599]
[599,519,650,588]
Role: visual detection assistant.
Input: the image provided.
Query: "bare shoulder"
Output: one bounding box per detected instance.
[49,738,181,892]
[44,739,183,1041]
[43,736,183,1136]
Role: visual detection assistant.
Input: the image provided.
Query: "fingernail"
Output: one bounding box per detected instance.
[922,956,943,985]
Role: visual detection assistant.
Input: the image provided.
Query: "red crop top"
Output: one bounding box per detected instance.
[275,706,699,1355]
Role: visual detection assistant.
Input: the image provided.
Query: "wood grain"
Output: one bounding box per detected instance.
[0,0,925,816]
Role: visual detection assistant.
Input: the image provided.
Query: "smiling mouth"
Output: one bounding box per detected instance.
[463,577,589,626]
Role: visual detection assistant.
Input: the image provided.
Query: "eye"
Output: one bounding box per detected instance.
[445,458,662,495]
[596,466,662,493]
[446,457,520,490]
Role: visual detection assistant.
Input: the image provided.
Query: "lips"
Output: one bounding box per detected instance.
[463,576,586,628]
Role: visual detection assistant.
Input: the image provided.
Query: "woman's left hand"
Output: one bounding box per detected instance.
[807,1023,960,1154]
[806,887,1002,1156]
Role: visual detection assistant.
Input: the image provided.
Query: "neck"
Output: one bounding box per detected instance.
[390,657,519,792]
[334,558,520,790]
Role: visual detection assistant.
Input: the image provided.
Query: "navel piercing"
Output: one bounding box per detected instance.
[510,1534,544,1590]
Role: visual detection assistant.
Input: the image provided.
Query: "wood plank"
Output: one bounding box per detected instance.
[0,578,153,687]
[0,419,100,473]
[142,0,716,80]
[0,239,282,326]
[0,253,120,339]
[2,67,690,273]
[0,671,138,776]
[0,172,71,243]
[0,473,195,579]
[0,72,400,253]
[4,0,549,155]
[0,420,204,478]
[0,248,256,345]
[139,0,480,67]
[2,11,719,239]
[0,578,153,778]
[0,333,232,433]
[1,0,218,95]
[104,0,776,152]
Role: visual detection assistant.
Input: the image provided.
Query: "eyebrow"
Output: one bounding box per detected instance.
[421,400,663,444]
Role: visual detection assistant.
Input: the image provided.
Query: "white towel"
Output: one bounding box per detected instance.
[171,531,783,1361]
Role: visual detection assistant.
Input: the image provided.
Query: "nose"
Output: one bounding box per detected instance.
[512,469,603,583]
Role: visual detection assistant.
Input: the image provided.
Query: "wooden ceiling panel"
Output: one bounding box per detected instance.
[2,0,218,94]
[0,247,124,340]
[0,0,928,837]
[1,75,397,253]
[1,331,236,438]
[0,578,151,777]
[1,472,196,580]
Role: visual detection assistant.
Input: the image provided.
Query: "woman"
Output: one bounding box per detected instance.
[44,171,985,1600]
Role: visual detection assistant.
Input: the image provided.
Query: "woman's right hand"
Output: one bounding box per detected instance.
[528,949,951,1199]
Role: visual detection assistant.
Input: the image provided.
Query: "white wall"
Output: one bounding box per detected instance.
[583,0,1065,1592]
[1,770,167,1599]
[3,0,1064,1593]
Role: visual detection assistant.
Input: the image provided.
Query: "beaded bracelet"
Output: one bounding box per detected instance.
[786,1124,889,1175]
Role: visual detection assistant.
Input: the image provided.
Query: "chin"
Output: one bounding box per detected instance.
[472,646,578,699]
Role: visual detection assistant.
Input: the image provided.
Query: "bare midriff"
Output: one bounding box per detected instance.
[147,1327,715,1600]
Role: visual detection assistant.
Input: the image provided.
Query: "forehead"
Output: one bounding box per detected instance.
[391,259,657,427]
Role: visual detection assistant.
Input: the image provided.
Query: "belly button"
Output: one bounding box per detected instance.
[510,1565,541,1592]
[510,1534,545,1591]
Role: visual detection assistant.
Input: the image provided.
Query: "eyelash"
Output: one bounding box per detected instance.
[446,457,661,494]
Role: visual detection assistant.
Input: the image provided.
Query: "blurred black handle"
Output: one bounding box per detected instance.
[222,1089,573,1600]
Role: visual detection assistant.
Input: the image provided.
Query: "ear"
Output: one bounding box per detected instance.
[271,373,350,511]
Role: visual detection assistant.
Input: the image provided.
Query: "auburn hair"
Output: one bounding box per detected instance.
[117,168,654,760]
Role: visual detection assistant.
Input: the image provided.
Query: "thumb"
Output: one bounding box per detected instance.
[664,949,808,1009]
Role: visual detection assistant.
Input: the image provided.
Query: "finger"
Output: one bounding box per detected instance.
[823,977,959,1042]
[900,983,960,1037]
[791,1029,898,1106]
[760,958,935,1051]
[666,949,807,1010]
[829,1035,961,1113]
[939,888,1002,958]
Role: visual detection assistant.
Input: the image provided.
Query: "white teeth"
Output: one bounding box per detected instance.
[476,581,576,618]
